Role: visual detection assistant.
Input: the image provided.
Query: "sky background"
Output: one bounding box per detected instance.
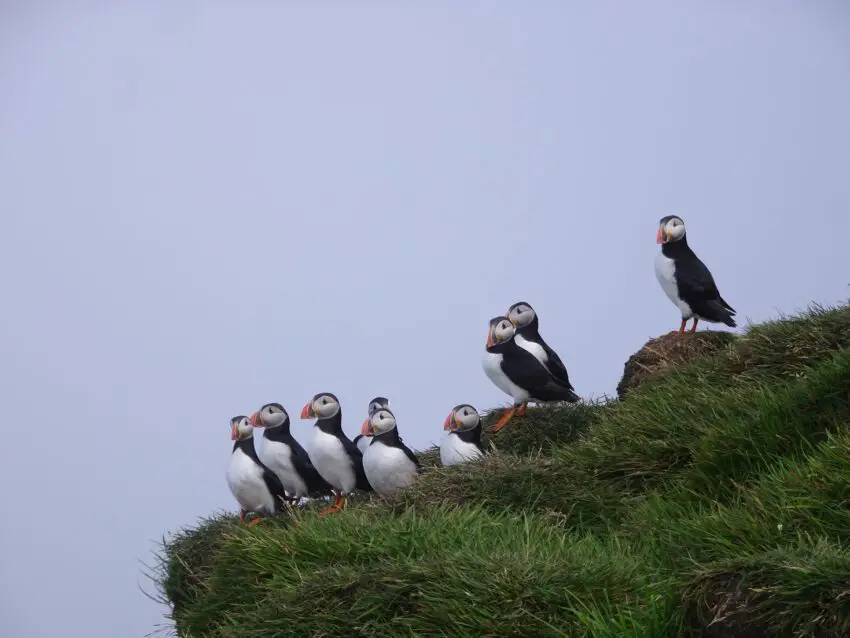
[1,1,849,636]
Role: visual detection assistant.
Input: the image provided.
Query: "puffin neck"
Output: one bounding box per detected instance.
[315,411,343,434]
[232,436,259,460]
[488,338,522,354]
[454,423,482,444]
[262,423,291,442]
[661,236,693,258]
[373,427,402,445]
[517,316,541,340]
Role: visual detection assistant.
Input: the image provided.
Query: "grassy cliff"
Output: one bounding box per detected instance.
[156,302,850,637]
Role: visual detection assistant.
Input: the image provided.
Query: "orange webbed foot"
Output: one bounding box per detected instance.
[492,407,516,433]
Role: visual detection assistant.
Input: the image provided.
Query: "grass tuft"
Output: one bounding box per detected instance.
[157,301,850,637]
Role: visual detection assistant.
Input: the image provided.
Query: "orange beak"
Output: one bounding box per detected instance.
[443,412,456,431]
[230,422,239,440]
[248,411,260,426]
[656,227,665,244]
[361,418,372,436]
[300,402,315,419]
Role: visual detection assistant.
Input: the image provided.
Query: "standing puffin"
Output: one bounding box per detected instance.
[300,392,372,514]
[654,215,737,333]
[506,301,577,393]
[361,407,420,496]
[482,316,580,432]
[440,403,485,466]
[249,402,333,501]
[353,396,389,453]
[226,415,287,525]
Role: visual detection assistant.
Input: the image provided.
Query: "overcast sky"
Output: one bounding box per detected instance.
[1,2,849,636]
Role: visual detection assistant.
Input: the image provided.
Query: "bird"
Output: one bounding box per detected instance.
[300,392,372,514]
[353,396,389,453]
[654,215,737,333]
[226,415,288,525]
[440,403,484,466]
[248,402,333,501]
[506,301,578,394]
[482,316,580,432]
[360,406,420,496]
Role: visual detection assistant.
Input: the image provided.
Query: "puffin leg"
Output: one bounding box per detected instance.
[516,403,528,417]
[239,510,248,525]
[319,492,344,516]
[492,406,516,433]
[678,319,687,334]
[246,515,264,527]
[689,317,699,333]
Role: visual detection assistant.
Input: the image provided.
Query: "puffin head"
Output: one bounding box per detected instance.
[443,403,481,432]
[486,316,515,350]
[249,402,289,429]
[300,392,341,420]
[367,396,390,417]
[230,415,253,441]
[657,215,686,244]
[361,407,398,437]
[506,301,537,329]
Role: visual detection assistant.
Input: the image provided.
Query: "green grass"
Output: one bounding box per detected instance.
[155,301,850,637]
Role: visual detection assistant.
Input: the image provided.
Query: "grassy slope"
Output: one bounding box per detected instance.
[157,303,850,638]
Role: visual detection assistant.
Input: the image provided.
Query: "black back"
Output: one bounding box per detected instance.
[232,436,288,510]
[662,238,737,326]
[516,314,575,390]
[316,409,373,492]
[373,426,421,471]
[489,337,580,403]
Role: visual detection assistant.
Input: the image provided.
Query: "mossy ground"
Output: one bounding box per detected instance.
[155,302,850,637]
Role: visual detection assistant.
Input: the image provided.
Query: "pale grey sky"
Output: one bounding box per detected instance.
[1,2,849,636]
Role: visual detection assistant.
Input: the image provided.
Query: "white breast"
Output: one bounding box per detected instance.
[256,438,309,499]
[515,334,548,367]
[654,251,693,318]
[356,435,372,454]
[307,428,357,495]
[440,432,483,467]
[481,350,530,402]
[226,447,276,514]
[362,441,418,496]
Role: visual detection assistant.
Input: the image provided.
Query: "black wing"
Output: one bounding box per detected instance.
[537,338,574,390]
[340,434,373,492]
[400,443,421,471]
[502,347,580,403]
[261,465,289,508]
[676,255,737,326]
[287,436,334,495]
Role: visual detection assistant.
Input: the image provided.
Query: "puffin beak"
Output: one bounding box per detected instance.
[300,402,315,420]
[230,422,239,440]
[656,227,665,244]
[486,328,495,348]
[443,412,454,431]
[360,418,372,436]
[248,411,260,426]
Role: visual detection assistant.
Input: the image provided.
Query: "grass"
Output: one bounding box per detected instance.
[155,301,850,637]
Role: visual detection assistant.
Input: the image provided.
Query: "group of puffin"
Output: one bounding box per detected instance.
[226,215,737,524]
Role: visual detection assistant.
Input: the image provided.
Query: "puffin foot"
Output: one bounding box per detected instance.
[516,404,528,418]
[492,407,516,433]
[318,504,342,516]
[246,516,264,527]
[689,318,699,333]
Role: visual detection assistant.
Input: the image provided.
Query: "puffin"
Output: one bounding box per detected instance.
[440,403,485,466]
[300,392,372,514]
[506,301,577,393]
[249,402,333,501]
[226,415,287,525]
[353,396,389,453]
[654,215,737,333]
[481,316,580,432]
[360,406,420,496]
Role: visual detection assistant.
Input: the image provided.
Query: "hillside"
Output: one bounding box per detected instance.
[156,302,850,637]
